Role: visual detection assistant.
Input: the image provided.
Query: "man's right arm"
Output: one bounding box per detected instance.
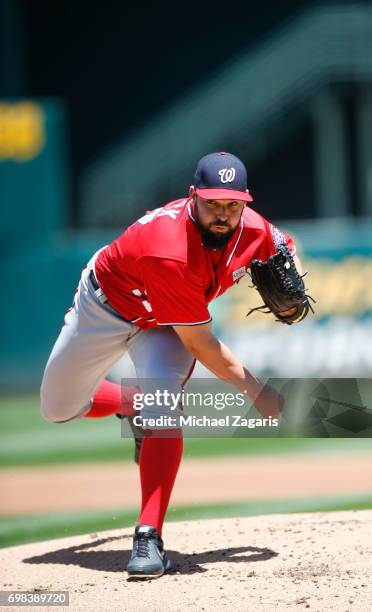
[140,257,283,416]
[173,322,283,418]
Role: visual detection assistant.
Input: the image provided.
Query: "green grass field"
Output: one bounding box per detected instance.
[1,494,372,549]
[1,394,371,467]
[1,393,372,548]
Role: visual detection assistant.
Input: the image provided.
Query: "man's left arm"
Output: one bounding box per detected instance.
[248,224,314,324]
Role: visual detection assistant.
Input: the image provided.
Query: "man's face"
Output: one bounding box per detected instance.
[190,187,245,249]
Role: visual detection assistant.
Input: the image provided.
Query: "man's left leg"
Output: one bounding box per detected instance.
[126,326,195,577]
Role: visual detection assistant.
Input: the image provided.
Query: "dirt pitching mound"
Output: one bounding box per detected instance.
[1,511,371,612]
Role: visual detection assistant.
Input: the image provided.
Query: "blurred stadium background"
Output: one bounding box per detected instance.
[1,0,372,548]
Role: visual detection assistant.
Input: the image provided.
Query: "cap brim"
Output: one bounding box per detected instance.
[196,188,253,202]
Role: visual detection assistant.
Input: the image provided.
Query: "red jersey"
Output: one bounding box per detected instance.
[95,197,294,330]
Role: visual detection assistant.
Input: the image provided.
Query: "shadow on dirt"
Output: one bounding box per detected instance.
[23,535,278,575]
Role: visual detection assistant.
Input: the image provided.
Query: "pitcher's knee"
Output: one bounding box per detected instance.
[40,401,62,423]
[40,380,90,423]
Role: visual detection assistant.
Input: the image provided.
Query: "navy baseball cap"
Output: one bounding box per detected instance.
[194,152,253,202]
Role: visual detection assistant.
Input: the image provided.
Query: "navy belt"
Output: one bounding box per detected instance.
[88,269,136,325]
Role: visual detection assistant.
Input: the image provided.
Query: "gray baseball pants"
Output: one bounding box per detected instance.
[40,251,195,424]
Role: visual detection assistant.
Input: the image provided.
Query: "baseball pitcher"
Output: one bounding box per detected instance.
[40,152,313,578]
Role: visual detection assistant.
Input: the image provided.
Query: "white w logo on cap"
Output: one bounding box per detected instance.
[218,168,236,183]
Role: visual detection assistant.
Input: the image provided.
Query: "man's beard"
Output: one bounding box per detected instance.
[192,201,237,248]
[199,225,236,249]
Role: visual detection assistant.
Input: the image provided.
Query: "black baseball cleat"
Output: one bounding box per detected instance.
[116,413,144,464]
[126,525,172,579]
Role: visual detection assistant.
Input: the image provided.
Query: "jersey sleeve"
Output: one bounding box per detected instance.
[139,257,212,326]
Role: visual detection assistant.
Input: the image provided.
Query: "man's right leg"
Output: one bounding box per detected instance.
[40,262,142,423]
